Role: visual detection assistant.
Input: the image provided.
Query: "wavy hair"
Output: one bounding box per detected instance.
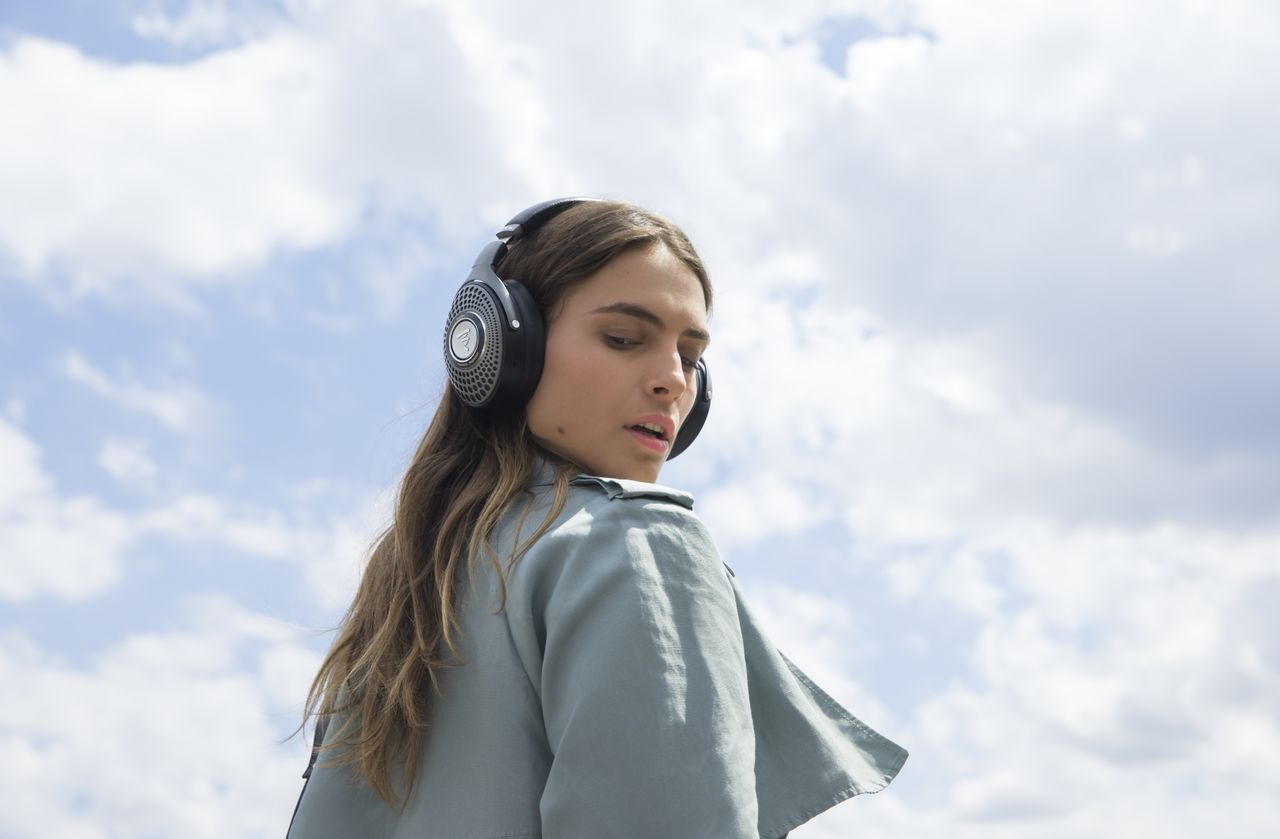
[301,200,713,803]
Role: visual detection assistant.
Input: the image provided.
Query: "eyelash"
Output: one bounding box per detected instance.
[604,335,698,370]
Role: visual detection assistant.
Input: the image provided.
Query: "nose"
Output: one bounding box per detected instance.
[649,347,688,401]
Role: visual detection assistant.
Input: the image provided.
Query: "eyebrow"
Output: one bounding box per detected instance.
[589,302,711,343]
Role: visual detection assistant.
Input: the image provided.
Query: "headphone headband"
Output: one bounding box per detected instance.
[470,197,603,332]
[497,197,602,243]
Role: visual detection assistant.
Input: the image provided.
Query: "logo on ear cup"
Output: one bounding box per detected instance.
[444,284,504,407]
[448,315,483,364]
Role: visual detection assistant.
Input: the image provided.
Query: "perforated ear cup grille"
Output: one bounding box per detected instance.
[443,283,503,407]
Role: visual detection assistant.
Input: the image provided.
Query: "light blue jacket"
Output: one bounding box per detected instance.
[287,459,907,839]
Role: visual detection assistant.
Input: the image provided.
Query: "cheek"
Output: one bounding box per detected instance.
[528,338,622,448]
[679,385,697,419]
[546,336,607,389]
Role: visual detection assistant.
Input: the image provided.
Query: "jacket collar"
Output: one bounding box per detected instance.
[529,448,575,488]
[527,448,695,509]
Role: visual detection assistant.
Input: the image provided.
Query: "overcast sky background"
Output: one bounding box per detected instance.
[2,1,1278,837]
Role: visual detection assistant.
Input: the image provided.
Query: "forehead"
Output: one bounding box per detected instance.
[561,245,709,329]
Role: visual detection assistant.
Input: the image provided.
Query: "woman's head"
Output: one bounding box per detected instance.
[522,245,708,482]
[494,200,713,482]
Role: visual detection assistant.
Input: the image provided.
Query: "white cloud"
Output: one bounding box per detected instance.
[132,0,235,46]
[61,350,216,434]
[0,414,383,606]
[700,474,834,554]
[773,522,1280,838]
[8,0,1274,455]
[845,32,932,108]
[738,582,899,734]
[0,34,354,305]
[130,0,282,47]
[799,0,1280,462]
[98,437,159,484]
[692,270,1267,554]
[0,1,536,311]
[132,484,390,609]
[0,419,47,509]
[1125,224,1186,256]
[879,523,1280,836]
[0,598,322,839]
[0,418,134,602]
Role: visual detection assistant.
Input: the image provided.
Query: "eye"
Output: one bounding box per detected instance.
[604,334,639,349]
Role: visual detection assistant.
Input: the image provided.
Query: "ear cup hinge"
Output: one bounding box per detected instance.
[468,240,521,330]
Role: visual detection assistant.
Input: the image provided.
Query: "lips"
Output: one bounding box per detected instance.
[627,426,670,454]
[624,412,675,453]
[627,414,676,442]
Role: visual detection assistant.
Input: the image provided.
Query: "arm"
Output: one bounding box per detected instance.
[535,499,758,838]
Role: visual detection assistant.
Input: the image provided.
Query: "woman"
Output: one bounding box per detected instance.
[286,198,907,839]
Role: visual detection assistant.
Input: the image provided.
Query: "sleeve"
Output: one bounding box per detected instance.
[534,499,759,839]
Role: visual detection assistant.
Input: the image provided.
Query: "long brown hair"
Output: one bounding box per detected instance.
[302,200,713,803]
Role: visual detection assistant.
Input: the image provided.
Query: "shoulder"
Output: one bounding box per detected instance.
[514,472,722,586]
[559,473,712,555]
[511,475,737,655]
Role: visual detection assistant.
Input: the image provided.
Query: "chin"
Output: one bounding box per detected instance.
[632,463,664,483]
[558,445,664,483]
[601,461,654,482]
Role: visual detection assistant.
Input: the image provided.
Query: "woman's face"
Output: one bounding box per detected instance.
[526,244,710,483]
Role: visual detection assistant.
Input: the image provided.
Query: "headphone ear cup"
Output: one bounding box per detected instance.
[443,281,505,409]
[668,358,711,460]
[442,279,545,413]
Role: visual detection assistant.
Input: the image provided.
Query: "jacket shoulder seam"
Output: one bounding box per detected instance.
[567,474,695,509]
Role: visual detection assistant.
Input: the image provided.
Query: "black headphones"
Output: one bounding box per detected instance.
[442,197,712,460]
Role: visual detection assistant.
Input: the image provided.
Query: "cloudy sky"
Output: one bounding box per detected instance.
[2,0,1278,836]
